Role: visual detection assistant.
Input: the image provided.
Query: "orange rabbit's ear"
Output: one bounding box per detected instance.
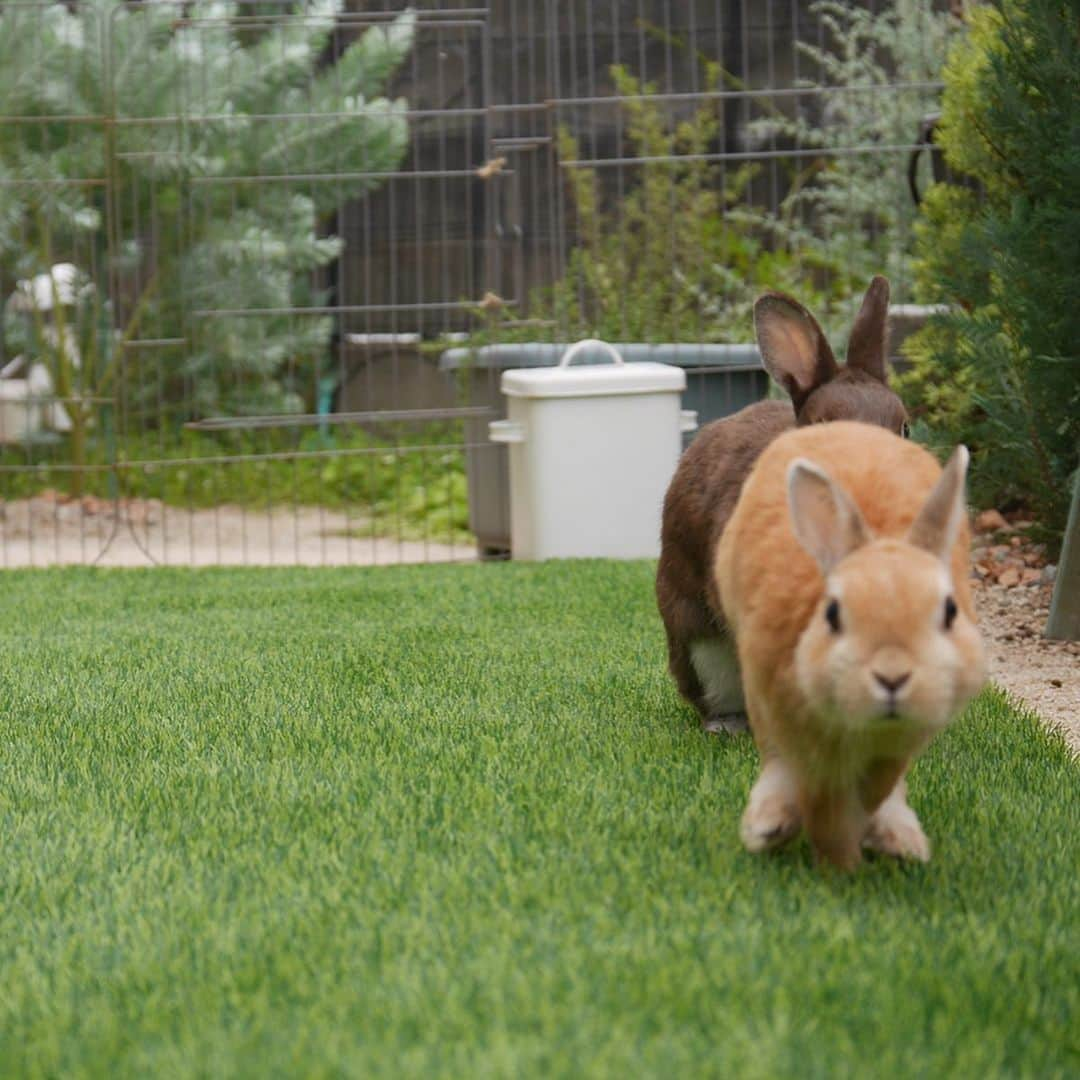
[753,292,838,412]
[786,458,869,574]
[845,275,891,383]
[907,445,970,563]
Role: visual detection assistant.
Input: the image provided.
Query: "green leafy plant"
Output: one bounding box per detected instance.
[898,0,1080,537]
[748,0,957,296]
[473,64,846,350]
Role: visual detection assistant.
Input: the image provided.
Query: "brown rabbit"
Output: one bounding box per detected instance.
[656,277,908,735]
[716,422,986,870]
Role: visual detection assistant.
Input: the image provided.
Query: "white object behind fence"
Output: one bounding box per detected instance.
[489,339,696,560]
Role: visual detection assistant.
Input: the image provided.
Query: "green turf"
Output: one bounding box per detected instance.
[0,562,1075,1078]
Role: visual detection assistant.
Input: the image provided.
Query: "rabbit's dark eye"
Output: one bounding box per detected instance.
[901,421,911,439]
[943,595,958,631]
[825,599,842,634]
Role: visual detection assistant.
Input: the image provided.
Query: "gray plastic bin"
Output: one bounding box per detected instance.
[440,342,767,557]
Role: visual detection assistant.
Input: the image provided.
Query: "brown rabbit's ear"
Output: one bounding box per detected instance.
[786,458,869,574]
[844,275,891,383]
[907,445,969,563]
[754,292,838,412]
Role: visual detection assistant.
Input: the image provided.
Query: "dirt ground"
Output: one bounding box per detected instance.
[0,493,474,569]
[974,583,1079,753]
[1,493,1076,751]
[969,512,1079,753]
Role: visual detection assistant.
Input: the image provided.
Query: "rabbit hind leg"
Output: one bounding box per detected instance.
[691,635,749,735]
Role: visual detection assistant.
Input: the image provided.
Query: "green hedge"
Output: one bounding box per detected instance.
[899,0,1080,542]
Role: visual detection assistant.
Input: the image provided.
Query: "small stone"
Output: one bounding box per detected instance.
[1021,569,1043,586]
[997,567,1022,588]
[128,506,150,527]
[975,509,1010,533]
[1042,564,1058,584]
[1009,536,1022,548]
[1050,679,1062,688]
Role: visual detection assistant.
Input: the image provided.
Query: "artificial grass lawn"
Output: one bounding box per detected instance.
[0,562,1075,1078]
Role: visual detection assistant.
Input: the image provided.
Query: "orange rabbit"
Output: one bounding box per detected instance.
[716,422,987,869]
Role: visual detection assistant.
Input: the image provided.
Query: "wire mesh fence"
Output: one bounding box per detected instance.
[0,0,956,567]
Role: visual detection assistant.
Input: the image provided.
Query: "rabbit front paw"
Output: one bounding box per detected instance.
[863,797,931,863]
[741,759,801,852]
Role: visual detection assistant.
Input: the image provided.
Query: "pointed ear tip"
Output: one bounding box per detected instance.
[752,296,773,321]
[754,291,798,316]
[786,458,818,513]
[787,457,825,486]
[863,276,890,306]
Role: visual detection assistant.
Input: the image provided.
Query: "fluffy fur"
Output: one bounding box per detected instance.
[715,422,986,870]
[656,277,908,733]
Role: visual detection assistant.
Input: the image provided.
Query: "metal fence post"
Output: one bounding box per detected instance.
[1045,469,1080,640]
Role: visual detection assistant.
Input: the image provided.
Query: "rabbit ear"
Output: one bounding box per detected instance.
[786,458,870,574]
[754,292,838,413]
[907,445,969,563]
[845,275,891,383]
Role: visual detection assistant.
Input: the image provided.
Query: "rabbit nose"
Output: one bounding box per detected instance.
[873,670,911,695]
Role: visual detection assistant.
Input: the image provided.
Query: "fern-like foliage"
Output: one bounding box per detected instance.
[0,0,415,422]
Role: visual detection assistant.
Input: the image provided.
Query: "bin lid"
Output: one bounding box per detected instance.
[440,342,761,372]
[501,360,685,399]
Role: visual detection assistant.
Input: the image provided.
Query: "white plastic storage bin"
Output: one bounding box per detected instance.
[489,340,696,560]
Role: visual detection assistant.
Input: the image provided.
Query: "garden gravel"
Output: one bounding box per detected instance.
[973,578,1079,754]
[0,494,473,568]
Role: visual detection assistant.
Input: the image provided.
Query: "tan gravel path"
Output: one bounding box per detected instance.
[973,579,1079,754]
[0,495,474,568]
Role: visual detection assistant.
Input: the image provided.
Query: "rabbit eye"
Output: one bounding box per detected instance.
[901,421,911,439]
[943,595,958,630]
[825,599,842,633]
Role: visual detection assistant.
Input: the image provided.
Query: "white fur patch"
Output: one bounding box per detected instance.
[690,637,745,715]
[936,564,953,595]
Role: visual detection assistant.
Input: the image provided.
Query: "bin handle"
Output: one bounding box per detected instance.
[558,338,624,369]
[489,419,525,444]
